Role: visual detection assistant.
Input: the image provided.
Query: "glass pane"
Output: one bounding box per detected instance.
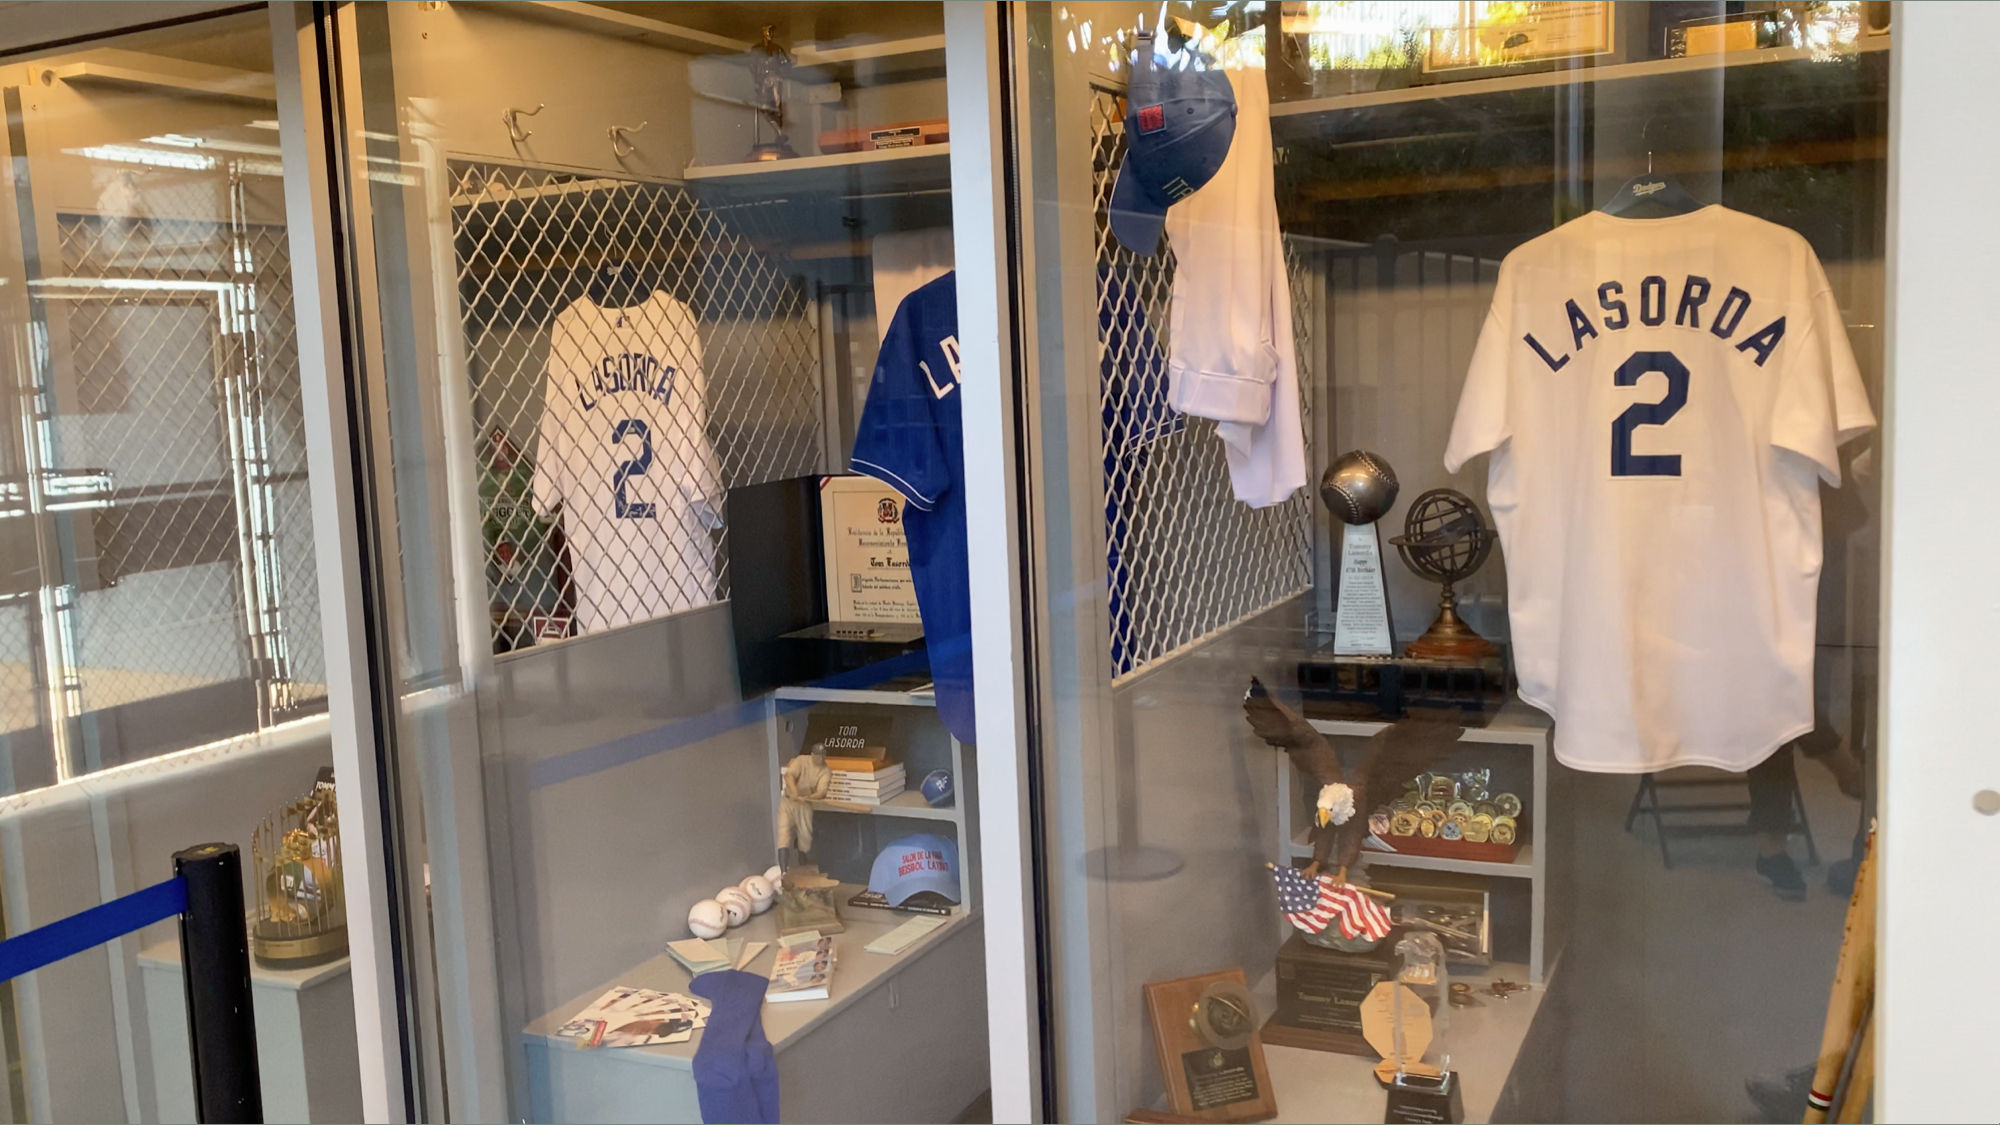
[1018,3,1886,1122]
[0,11,354,1123]
[335,2,989,1120]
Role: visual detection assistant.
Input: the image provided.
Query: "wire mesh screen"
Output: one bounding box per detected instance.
[447,161,822,650]
[1091,88,1315,680]
[54,203,324,726]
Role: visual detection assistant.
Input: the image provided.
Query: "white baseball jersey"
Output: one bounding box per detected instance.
[1444,206,1874,773]
[533,291,723,635]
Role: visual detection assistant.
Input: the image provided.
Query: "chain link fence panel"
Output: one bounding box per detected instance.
[1090,87,1315,681]
[447,160,823,651]
[55,197,324,734]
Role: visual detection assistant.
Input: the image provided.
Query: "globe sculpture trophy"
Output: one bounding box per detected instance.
[1389,488,1496,661]
[1319,451,1399,656]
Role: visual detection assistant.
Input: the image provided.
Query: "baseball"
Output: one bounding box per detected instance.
[1319,450,1400,525]
[687,899,727,939]
[715,887,752,927]
[740,874,776,913]
[765,864,783,893]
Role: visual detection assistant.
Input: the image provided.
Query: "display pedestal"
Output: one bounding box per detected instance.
[138,939,361,1124]
[1250,959,1552,1124]
[521,893,985,1123]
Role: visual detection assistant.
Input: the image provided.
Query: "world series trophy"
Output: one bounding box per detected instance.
[250,768,347,968]
[744,26,798,162]
[1320,451,1399,656]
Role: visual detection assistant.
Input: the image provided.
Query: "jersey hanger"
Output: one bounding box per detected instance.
[587,261,653,308]
[1602,126,1705,219]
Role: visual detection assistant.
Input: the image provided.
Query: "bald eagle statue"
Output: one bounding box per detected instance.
[1243,677,1466,883]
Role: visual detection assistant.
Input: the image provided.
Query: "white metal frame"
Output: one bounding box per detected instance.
[267,5,408,1118]
[1879,5,2000,1121]
[945,4,1044,1121]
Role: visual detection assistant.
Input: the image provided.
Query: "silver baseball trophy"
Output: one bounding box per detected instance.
[1320,450,1399,656]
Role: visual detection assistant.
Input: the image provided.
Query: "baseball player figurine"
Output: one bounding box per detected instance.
[777,747,830,866]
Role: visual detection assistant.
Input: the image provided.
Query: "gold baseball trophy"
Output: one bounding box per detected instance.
[1389,488,1496,661]
[250,769,348,968]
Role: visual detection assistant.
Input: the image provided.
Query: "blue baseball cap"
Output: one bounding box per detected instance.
[867,833,960,906]
[1109,33,1237,255]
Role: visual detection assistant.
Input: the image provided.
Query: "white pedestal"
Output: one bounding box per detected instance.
[137,940,362,1124]
[521,896,988,1124]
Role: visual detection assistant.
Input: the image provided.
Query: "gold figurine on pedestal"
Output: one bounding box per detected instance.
[251,770,348,968]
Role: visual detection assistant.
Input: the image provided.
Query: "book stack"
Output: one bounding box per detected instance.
[824,755,906,805]
[766,933,835,1003]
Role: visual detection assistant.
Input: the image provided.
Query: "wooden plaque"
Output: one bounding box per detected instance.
[1140,969,1277,1123]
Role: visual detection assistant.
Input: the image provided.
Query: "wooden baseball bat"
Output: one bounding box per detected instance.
[1832,1010,1874,1124]
[1804,829,1876,1124]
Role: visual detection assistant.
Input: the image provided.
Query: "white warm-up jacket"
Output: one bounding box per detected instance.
[1163,61,1307,509]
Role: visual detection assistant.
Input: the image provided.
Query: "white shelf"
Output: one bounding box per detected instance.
[811,790,956,822]
[1306,699,1550,742]
[1289,830,1535,880]
[459,0,747,55]
[793,34,946,76]
[771,683,936,708]
[1272,38,1891,121]
[1279,699,1554,982]
[1253,958,1553,1124]
[48,56,276,105]
[684,144,950,193]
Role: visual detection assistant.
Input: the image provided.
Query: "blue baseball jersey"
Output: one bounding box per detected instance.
[851,272,975,745]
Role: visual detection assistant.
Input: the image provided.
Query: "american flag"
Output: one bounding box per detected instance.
[1268,864,1393,941]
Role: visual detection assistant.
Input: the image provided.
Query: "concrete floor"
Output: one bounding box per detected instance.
[1536,753,1864,1123]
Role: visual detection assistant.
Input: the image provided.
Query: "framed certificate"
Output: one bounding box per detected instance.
[819,475,922,625]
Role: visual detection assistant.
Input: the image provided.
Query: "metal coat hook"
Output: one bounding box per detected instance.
[609,120,649,158]
[503,103,544,144]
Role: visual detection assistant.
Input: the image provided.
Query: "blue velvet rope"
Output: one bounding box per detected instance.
[0,876,187,983]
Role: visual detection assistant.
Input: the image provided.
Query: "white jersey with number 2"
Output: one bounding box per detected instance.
[1444,206,1875,773]
[534,292,723,636]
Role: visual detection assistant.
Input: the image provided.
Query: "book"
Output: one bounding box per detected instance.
[824,786,907,805]
[864,914,947,955]
[824,756,902,775]
[848,888,957,916]
[767,934,836,1002]
[826,779,906,798]
[665,937,738,976]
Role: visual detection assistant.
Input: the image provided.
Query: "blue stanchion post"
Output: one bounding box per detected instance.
[173,843,262,1124]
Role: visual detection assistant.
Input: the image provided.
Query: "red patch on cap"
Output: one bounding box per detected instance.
[1137,104,1166,133]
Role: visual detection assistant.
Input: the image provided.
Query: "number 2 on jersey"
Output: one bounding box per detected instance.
[611,418,657,519]
[1610,350,1689,477]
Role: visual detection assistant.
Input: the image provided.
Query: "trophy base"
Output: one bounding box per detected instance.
[1383,1068,1464,1123]
[252,925,349,969]
[745,140,798,162]
[1403,631,1497,661]
[1404,599,1495,662]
